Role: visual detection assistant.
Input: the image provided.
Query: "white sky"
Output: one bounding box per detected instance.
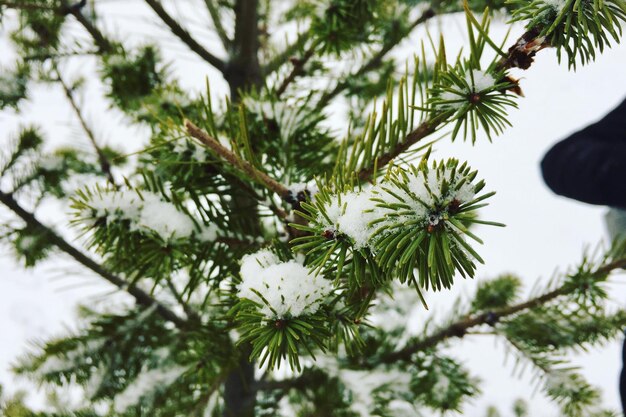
[1,2,626,416]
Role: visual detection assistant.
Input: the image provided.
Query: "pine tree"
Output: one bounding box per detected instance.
[1,0,626,416]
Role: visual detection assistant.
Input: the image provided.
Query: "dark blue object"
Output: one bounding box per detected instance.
[622,333,626,416]
[541,98,626,210]
[541,98,626,416]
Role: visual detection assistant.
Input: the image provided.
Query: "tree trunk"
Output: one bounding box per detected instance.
[222,1,261,416]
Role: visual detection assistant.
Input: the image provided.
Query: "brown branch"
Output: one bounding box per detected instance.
[357,121,436,181]
[0,189,189,329]
[275,39,320,98]
[1,0,113,53]
[61,0,114,53]
[262,30,311,77]
[144,0,226,73]
[55,67,117,188]
[355,28,550,182]
[379,257,626,364]
[164,279,200,322]
[24,49,99,62]
[184,120,290,200]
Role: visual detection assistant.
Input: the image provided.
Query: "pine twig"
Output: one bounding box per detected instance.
[144,0,226,73]
[61,0,113,53]
[24,49,99,62]
[54,67,117,188]
[164,280,199,322]
[2,0,113,53]
[0,189,190,329]
[262,30,311,77]
[203,0,231,50]
[184,120,290,200]
[356,27,550,182]
[275,39,320,98]
[254,373,315,391]
[379,257,626,364]
[316,8,436,109]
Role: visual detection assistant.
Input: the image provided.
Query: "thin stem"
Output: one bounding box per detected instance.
[317,8,436,109]
[254,373,315,391]
[204,0,231,50]
[54,67,117,188]
[379,257,626,364]
[262,30,311,77]
[0,189,189,329]
[165,279,198,321]
[62,0,113,53]
[2,0,113,53]
[24,49,99,62]
[184,120,290,200]
[144,0,226,73]
[275,39,320,98]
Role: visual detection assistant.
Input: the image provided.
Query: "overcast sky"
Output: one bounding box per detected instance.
[2,2,626,415]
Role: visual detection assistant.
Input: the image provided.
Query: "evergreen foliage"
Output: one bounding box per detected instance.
[1,0,626,416]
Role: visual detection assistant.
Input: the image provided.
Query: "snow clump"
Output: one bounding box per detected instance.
[86,190,216,242]
[317,166,477,249]
[237,250,334,319]
[320,190,385,248]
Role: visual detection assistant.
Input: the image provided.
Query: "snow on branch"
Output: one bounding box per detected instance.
[78,189,216,242]
[237,249,334,319]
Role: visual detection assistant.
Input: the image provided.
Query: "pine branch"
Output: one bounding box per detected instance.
[316,8,436,109]
[356,27,549,182]
[254,373,315,391]
[61,0,113,53]
[0,1,56,11]
[184,120,290,201]
[0,189,190,329]
[144,0,226,73]
[23,49,99,62]
[1,0,113,53]
[262,30,311,77]
[54,67,117,188]
[164,280,200,322]
[378,257,626,364]
[275,39,320,98]
[203,0,231,50]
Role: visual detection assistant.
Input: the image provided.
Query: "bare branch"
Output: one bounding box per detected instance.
[144,0,226,73]
[261,30,311,77]
[0,189,190,329]
[317,8,436,109]
[275,39,320,98]
[1,0,113,53]
[184,120,290,200]
[54,67,117,188]
[204,0,231,50]
[24,49,99,62]
[62,0,114,53]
